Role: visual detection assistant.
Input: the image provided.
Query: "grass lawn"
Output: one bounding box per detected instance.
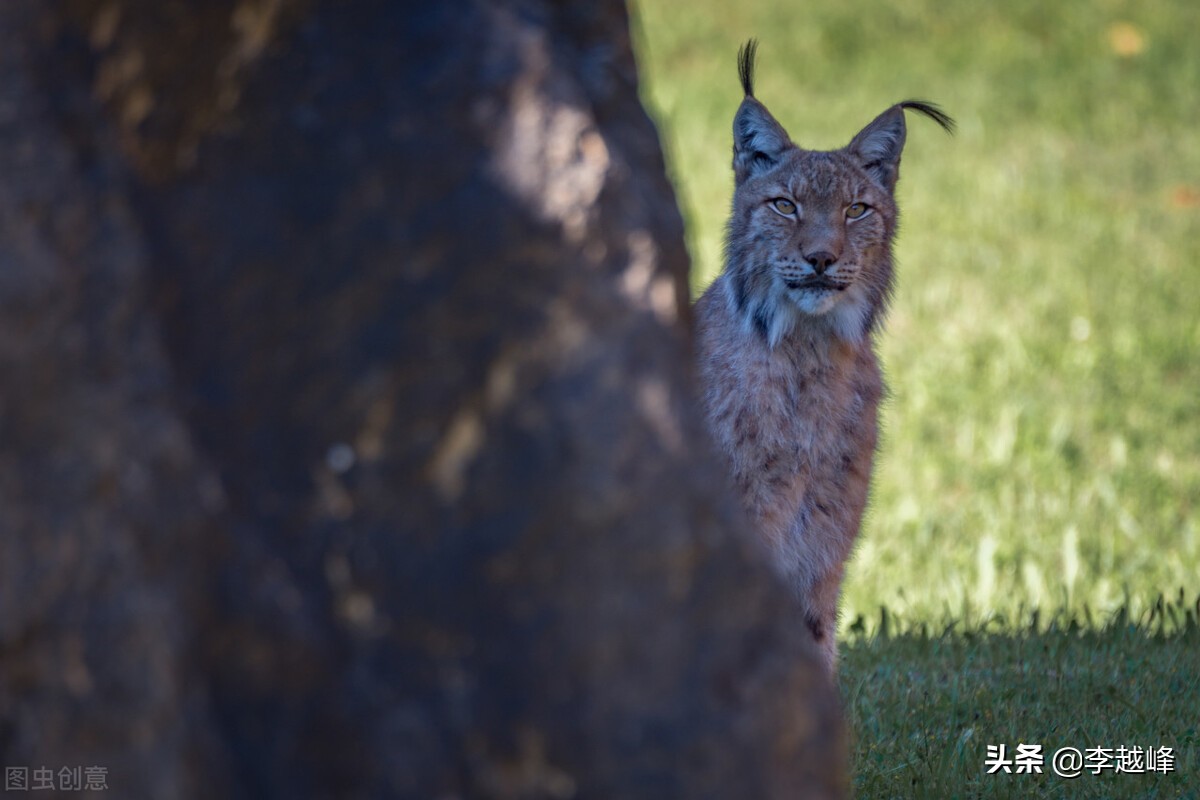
[632,0,1199,794]
[842,604,1200,798]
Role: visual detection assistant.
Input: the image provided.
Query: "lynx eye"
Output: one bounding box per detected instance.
[770,198,796,215]
[846,202,870,220]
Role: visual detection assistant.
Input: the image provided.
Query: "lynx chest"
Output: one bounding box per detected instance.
[699,311,882,571]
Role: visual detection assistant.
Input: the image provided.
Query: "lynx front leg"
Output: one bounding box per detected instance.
[804,564,846,676]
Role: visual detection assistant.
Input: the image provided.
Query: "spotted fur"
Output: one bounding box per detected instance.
[695,40,953,674]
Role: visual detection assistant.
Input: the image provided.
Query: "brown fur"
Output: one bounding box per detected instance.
[695,41,952,674]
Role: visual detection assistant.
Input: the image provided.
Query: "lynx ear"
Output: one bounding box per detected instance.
[848,100,955,192]
[847,106,908,192]
[731,39,791,184]
[733,98,791,184]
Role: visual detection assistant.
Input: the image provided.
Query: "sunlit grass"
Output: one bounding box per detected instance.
[635,3,1200,792]
[633,0,1200,632]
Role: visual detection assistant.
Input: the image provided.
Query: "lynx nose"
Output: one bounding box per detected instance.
[804,251,838,275]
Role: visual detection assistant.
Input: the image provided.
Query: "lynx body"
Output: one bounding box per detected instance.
[695,41,953,674]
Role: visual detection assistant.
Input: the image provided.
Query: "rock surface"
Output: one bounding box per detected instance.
[0,2,846,797]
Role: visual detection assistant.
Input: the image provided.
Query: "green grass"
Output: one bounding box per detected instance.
[632,0,1200,794]
[842,600,1200,798]
[632,0,1200,635]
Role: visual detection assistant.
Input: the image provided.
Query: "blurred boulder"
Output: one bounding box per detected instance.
[0,1,845,797]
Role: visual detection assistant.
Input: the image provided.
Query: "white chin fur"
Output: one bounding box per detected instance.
[729,277,871,348]
[828,289,871,343]
[787,285,871,345]
[790,288,841,316]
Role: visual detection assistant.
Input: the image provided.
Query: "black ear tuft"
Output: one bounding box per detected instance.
[897,100,956,135]
[737,39,758,97]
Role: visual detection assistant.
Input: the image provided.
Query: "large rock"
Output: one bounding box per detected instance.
[0,1,845,797]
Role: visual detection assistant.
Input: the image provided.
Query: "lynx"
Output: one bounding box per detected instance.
[695,40,953,675]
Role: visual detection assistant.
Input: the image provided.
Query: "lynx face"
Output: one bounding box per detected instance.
[726,149,898,346]
[723,41,954,348]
